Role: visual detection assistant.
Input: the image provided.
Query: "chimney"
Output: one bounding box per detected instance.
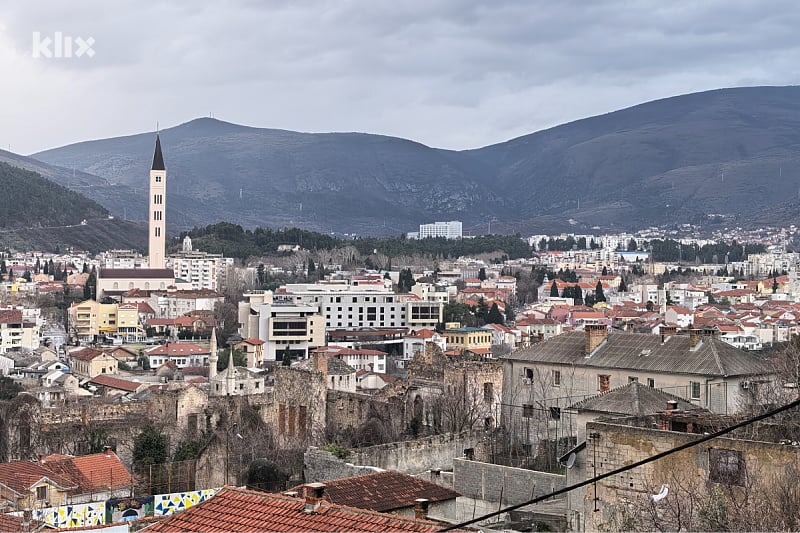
[304,482,325,513]
[313,351,328,376]
[660,325,677,342]
[38,454,45,463]
[688,329,701,349]
[414,498,430,520]
[103,445,112,457]
[584,324,608,355]
[666,400,679,410]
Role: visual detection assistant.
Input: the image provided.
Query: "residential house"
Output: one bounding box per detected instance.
[234,337,265,368]
[401,329,446,368]
[442,327,493,352]
[68,347,119,378]
[0,461,77,512]
[41,449,133,503]
[314,346,389,374]
[0,310,38,354]
[146,342,210,369]
[501,326,774,450]
[289,470,459,519]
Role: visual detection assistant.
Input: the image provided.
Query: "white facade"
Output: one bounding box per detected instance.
[277,283,442,330]
[167,250,233,291]
[418,221,462,240]
[148,136,167,269]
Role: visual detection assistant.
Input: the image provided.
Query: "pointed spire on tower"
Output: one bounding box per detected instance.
[209,328,218,380]
[151,134,165,171]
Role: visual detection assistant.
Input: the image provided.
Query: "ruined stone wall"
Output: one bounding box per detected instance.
[585,420,800,532]
[325,390,404,441]
[272,366,327,447]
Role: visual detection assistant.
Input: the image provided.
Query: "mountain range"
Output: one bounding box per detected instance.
[19,86,800,235]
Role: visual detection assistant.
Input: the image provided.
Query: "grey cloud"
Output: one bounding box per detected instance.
[1,0,800,154]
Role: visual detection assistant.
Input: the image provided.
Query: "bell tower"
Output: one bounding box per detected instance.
[148,135,166,269]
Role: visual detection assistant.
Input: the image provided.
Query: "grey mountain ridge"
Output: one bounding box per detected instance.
[26,86,800,234]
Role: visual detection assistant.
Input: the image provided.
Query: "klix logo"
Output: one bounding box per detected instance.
[32,31,95,58]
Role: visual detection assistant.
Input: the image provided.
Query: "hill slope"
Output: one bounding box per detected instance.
[31,86,800,233]
[0,162,109,228]
[33,121,500,233]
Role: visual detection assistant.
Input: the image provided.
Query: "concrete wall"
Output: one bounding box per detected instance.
[453,457,565,505]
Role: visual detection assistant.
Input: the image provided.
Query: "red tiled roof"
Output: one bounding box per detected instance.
[43,451,132,494]
[69,347,107,361]
[241,338,265,345]
[89,374,143,393]
[0,461,77,495]
[145,486,442,532]
[0,310,22,324]
[291,471,459,513]
[146,343,209,356]
[0,513,22,532]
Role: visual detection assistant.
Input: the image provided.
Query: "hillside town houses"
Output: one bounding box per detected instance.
[2,137,800,531]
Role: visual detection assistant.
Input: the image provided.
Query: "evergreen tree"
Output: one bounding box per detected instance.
[773,276,779,294]
[82,262,89,274]
[619,276,628,293]
[476,298,489,323]
[486,303,504,324]
[478,267,487,281]
[601,266,608,276]
[505,301,516,322]
[627,238,638,252]
[307,258,316,276]
[22,270,31,282]
[84,266,96,300]
[595,280,606,302]
[256,264,266,287]
[550,280,559,297]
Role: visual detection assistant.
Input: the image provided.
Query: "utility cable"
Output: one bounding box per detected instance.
[438,396,800,531]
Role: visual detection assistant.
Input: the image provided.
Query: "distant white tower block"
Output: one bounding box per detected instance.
[148,135,167,269]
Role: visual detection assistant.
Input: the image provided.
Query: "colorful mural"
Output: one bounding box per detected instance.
[16,488,219,528]
[106,496,154,523]
[34,501,107,528]
[154,489,218,516]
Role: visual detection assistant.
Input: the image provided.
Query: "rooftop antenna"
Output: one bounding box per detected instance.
[156,121,159,133]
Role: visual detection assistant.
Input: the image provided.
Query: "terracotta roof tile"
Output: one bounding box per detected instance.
[290,471,459,512]
[145,486,444,532]
[44,451,132,494]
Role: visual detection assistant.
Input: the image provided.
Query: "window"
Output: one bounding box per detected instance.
[598,374,611,392]
[709,448,745,485]
[628,376,638,384]
[522,404,534,418]
[647,378,655,387]
[553,370,561,387]
[524,368,534,380]
[36,485,48,501]
[155,227,161,237]
[483,382,494,403]
[153,210,162,220]
[549,406,561,420]
[690,381,701,400]
[155,176,162,182]
[153,194,163,205]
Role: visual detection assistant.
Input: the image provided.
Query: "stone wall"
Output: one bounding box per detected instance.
[303,447,386,483]
[304,431,487,481]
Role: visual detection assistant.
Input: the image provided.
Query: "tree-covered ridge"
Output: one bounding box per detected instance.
[0,162,108,228]
[180,222,532,260]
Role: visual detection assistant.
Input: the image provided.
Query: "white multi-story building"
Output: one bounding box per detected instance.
[417,221,462,240]
[167,236,234,291]
[275,282,443,330]
[102,250,149,269]
[238,291,326,363]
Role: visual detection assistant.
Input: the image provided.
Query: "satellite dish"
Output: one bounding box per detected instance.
[651,484,669,502]
[565,452,576,469]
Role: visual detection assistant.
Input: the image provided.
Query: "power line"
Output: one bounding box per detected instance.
[438,396,800,531]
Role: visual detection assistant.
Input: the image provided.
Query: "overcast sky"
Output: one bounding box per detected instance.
[1,1,800,155]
